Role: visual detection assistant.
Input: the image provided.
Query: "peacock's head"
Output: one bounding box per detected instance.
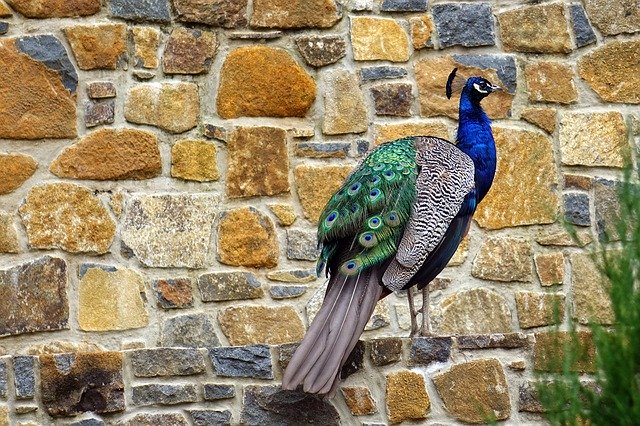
[446,68,501,101]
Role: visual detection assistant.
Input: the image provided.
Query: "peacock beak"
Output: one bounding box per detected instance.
[490,84,502,92]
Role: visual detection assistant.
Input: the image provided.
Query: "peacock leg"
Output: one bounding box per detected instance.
[419,285,432,337]
[407,289,418,337]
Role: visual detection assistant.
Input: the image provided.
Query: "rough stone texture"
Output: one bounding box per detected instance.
[131,27,159,69]
[0,153,37,195]
[295,35,346,67]
[565,174,594,191]
[227,126,289,197]
[269,285,307,299]
[583,0,640,36]
[525,61,577,104]
[174,0,247,28]
[370,83,413,116]
[132,384,197,406]
[409,337,452,365]
[564,192,590,226]
[125,82,199,133]
[130,348,205,377]
[295,142,350,158]
[78,266,148,331]
[0,36,77,139]
[595,178,622,242]
[218,306,304,345]
[109,0,170,22]
[472,236,532,282]
[410,15,433,49]
[534,331,596,373]
[433,288,513,335]
[294,165,352,222]
[536,226,593,247]
[323,68,368,135]
[516,292,565,329]
[0,359,6,398]
[161,313,220,348]
[386,371,430,424]
[121,194,218,268]
[369,337,402,366]
[198,271,264,302]
[266,269,316,283]
[433,359,511,423]
[19,183,115,254]
[286,228,320,261]
[50,128,161,180]
[571,253,614,325]
[163,27,217,74]
[475,127,559,229]
[570,3,597,47]
[209,345,272,379]
[559,112,629,167]
[241,386,340,425]
[217,207,279,268]
[152,278,193,309]
[373,121,449,145]
[350,17,410,62]
[498,3,572,53]
[14,355,35,399]
[518,381,544,413]
[251,0,341,29]
[534,252,565,286]
[267,204,296,226]
[456,333,530,350]
[189,410,232,426]
[40,352,124,416]
[341,387,376,416]
[361,66,407,81]
[117,413,188,426]
[432,3,495,48]
[64,24,126,70]
[217,46,316,118]
[84,99,115,127]
[381,0,425,12]
[203,384,235,400]
[171,139,219,182]
[578,40,640,103]
[521,107,557,134]
[7,0,99,16]
[87,81,116,98]
[448,237,469,266]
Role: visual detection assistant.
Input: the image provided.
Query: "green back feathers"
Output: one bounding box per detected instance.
[317,138,418,276]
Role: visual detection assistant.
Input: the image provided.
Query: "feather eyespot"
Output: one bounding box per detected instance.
[369,188,383,202]
[383,170,396,180]
[340,258,363,275]
[348,182,362,196]
[324,210,339,227]
[373,163,385,171]
[350,204,361,214]
[384,211,401,227]
[370,175,381,185]
[367,215,383,230]
[359,231,378,248]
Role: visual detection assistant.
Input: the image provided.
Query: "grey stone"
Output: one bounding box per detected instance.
[518,381,544,413]
[286,229,320,261]
[0,22,8,35]
[117,413,188,425]
[369,337,402,366]
[229,31,282,39]
[152,278,193,309]
[109,0,170,22]
[269,285,307,299]
[570,3,597,48]
[132,384,198,406]
[360,66,407,81]
[87,82,116,99]
[433,3,495,48]
[409,337,452,365]
[241,385,340,426]
[0,358,7,398]
[564,192,590,226]
[79,263,117,279]
[452,54,517,93]
[15,405,37,413]
[14,356,35,399]
[161,313,220,348]
[198,271,263,302]
[209,345,273,379]
[70,418,105,426]
[370,83,414,116]
[295,35,346,67]
[457,333,530,349]
[295,142,350,158]
[130,348,206,377]
[133,70,155,80]
[16,35,78,93]
[266,269,316,283]
[203,123,227,141]
[203,384,235,400]
[381,0,427,12]
[595,178,622,242]
[340,340,365,380]
[356,139,370,156]
[84,99,115,127]
[188,410,232,426]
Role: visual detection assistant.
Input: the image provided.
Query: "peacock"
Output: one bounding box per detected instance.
[282,69,501,397]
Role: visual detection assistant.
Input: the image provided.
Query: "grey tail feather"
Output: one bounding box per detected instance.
[282,267,383,397]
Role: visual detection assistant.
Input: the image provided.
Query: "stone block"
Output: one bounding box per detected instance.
[63,24,126,70]
[583,0,640,36]
[286,228,320,261]
[381,0,426,12]
[189,410,232,426]
[130,348,206,377]
[269,285,307,299]
[198,271,263,302]
[386,371,430,424]
[152,278,193,309]
[373,122,449,145]
[266,269,316,283]
[515,292,565,329]
[533,331,595,373]
[87,82,116,99]
[163,27,217,74]
[6,0,99,17]
[409,337,452,365]
[350,17,409,62]
[564,192,590,226]
[125,82,199,133]
[571,252,614,324]
[116,413,188,425]
[203,384,235,401]
[432,3,495,48]
[456,333,530,350]
[209,345,272,379]
[109,0,170,22]
[433,288,512,334]
[131,26,159,68]
[250,0,341,28]
[294,165,352,223]
[570,3,596,47]
[174,0,247,27]
[525,61,577,104]
[521,107,557,134]
[0,153,37,195]
[322,68,368,135]
[409,15,433,49]
[0,358,6,398]
[472,236,532,282]
[370,83,413,116]
[171,139,219,182]
[295,142,350,159]
[14,356,35,399]
[369,337,402,367]
[295,35,345,67]
[360,66,407,81]
[594,178,622,242]
[132,384,198,406]
[218,306,304,346]
[161,313,220,348]
[498,3,571,53]
[341,387,376,416]
[84,99,114,127]
[534,252,565,286]
[267,204,297,226]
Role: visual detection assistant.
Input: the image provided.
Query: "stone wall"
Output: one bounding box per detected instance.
[0,0,637,424]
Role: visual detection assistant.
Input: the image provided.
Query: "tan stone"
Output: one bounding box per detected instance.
[322,69,368,135]
[498,3,572,53]
[415,56,514,119]
[0,211,19,253]
[132,26,159,69]
[109,190,125,218]
[373,121,450,146]
[534,331,595,373]
[217,46,316,118]
[386,371,429,424]
[525,61,577,104]
[218,306,304,345]
[19,183,115,254]
[50,128,161,180]
[475,127,560,229]
[535,252,564,286]
[0,38,77,139]
[251,0,341,28]
[6,0,99,17]
[26,340,103,355]
[0,153,37,194]
[410,15,433,49]
[0,1,12,17]
[294,165,352,223]
[516,292,565,329]
[341,387,376,416]
[268,204,296,226]
[536,226,593,247]
[78,267,148,331]
[564,174,593,191]
[433,359,510,423]
[163,27,217,74]
[350,17,410,62]
[0,406,7,426]
[171,139,219,182]
[584,0,640,36]
[559,112,629,167]
[218,207,279,268]
[578,40,640,103]
[571,253,614,324]
[63,24,126,70]
[521,107,557,134]
[86,82,116,99]
[433,288,512,334]
[227,127,289,197]
[447,235,469,266]
[472,236,532,282]
[125,82,199,133]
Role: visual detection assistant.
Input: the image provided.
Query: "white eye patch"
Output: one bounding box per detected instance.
[473,82,489,94]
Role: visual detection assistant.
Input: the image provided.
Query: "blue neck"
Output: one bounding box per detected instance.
[455,91,497,202]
